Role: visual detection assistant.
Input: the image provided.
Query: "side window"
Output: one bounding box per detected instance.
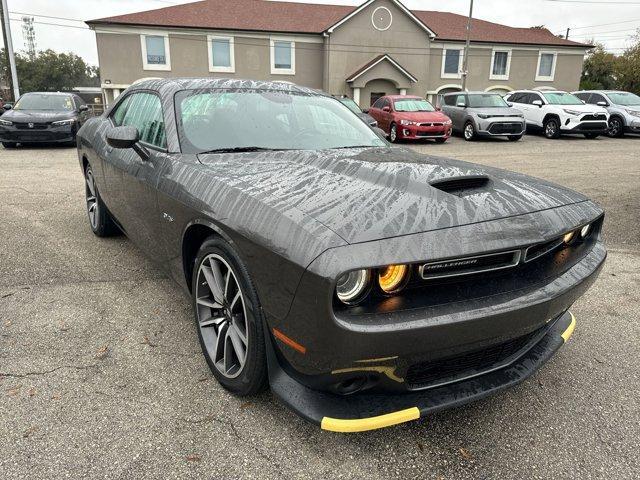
[589,93,605,105]
[111,95,132,127]
[119,93,166,149]
[526,93,541,105]
[371,97,385,109]
[443,95,455,106]
[574,92,591,103]
[507,93,521,103]
[454,94,466,106]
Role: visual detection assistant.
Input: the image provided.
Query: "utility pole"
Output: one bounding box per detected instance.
[565,27,570,39]
[0,0,19,101]
[22,16,36,59]
[461,0,474,91]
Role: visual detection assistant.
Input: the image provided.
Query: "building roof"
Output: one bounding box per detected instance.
[346,54,418,83]
[87,0,591,48]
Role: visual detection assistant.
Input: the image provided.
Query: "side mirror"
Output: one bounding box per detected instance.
[597,101,608,107]
[3,104,12,110]
[435,105,442,111]
[532,100,543,107]
[106,126,149,160]
[79,105,89,112]
[506,102,513,107]
[382,106,391,112]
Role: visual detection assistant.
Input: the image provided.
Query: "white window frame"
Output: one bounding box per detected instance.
[489,48,512,81]
[207,35,235,73]
[441,46,464,79]
[270,37,295,75]
[140,32,171,71]
[536,51,557,82]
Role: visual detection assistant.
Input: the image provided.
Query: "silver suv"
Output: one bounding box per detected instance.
[440,92,525,141]
[573,90,640,137]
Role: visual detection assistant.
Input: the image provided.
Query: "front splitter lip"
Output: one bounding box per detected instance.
[266,311,576,433]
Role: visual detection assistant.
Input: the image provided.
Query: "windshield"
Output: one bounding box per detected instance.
[14,94,74,111]
[393,99,435,112]
[607,92,640,106]
[176,90,386,154]
[339,97,362,114]
[467,94,508,108]
[542,92,583,106]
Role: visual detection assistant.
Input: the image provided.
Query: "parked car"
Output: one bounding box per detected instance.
[440,92,525,141]
[368,95,452,143]
[0,92,91,148]
[504,90,609,139]
[77,78,605,432]
[333,95,378,128]
[573,90,640,138]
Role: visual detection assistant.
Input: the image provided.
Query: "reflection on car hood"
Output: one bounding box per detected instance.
[198,147,587,244]
[1,110,75,123]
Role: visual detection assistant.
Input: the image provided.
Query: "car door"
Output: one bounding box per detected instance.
[104,91,169,262]
[527,92,546,126]
[378,98,392,132]
[367,97,386,130]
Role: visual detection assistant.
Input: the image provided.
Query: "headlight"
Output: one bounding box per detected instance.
[51,119,75,126]
[399,120,417,126]
[444,119,452,125]
[625,109,640,118]
[478,114,491,119]
[580,224,592,238]
[0,119,12,126]
[336,269,371,305]
[563,109,581,116]
[378,264,409,294]
[563,230,577,244]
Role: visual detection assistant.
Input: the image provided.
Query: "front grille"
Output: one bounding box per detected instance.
[406,324,547,389]
[416,130,446,137]
[579,122,607,130]
[14,123,49,130]
[418,122,444,127]
[419,250,520,279]
[581,114,607,121]
[488,122,523,134]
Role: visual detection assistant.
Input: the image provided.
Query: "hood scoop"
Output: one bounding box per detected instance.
[430,175,490,197]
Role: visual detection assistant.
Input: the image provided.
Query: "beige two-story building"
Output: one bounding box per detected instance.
[87,0,591,107]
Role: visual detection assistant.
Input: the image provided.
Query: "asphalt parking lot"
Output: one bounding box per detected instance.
[1,134,639,479]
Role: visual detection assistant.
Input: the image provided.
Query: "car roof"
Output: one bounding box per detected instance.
[387,95,422,100]
[509,90,567,94]
[129,77,324,98]
[443,91,502,96]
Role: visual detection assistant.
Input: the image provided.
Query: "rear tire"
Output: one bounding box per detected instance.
[543,118,561,139]
[2,142,16,148]
[192,237,268,396]
[84,164,119,237]
[508,135,522,141]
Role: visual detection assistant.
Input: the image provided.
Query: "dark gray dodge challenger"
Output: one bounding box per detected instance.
[77,78,606,432]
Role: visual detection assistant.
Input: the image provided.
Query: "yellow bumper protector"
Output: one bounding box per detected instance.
[561,312,577,343]
[321,407,420,433]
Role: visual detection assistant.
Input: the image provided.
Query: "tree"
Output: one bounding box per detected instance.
[0,48,99,96]
[615,32,640,94]
[580,43,618,91]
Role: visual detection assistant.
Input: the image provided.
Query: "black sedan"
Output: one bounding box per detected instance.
[76,78,606,432]
[0,92,91,148]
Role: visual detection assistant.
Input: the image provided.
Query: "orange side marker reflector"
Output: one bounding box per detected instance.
[273,328,306,354]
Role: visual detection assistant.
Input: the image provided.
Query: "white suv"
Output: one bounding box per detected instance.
[504,90,609,139]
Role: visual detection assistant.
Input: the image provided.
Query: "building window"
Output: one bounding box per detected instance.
[270,38,295,75]
[208,35,235,73]
[441,48,463,79]
[140,33,171,71]
[490,49,511,80]
[536,51,557,81]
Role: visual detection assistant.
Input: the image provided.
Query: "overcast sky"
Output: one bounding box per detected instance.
[2,0,640,66]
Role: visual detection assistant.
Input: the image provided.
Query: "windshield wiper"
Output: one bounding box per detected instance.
[198,146,287,154]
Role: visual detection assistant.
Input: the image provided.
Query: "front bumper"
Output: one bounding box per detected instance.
[561,118,608,135]
[624,117,640,134]
[477,119,526,137]
[0,124,75,143]
[268,311,577,432]
[399,124,452,140]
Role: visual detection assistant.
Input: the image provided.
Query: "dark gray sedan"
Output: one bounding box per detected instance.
[440,92,526,141]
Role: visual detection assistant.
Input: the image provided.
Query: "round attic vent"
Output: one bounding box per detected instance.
[371,6,393,31]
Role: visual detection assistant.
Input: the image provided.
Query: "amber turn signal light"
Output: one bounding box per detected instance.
[563,231,576,244]
[378,264,409,294]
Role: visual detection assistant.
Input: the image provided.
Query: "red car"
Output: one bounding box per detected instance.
[367,95,452,143]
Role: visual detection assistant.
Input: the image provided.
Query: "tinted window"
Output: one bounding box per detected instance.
[574,92,591,102]
[175,90,386,153]
[443,95,457,106]
[116,93,166,148]
[589,93,606,105]
[372,97,386,109]
[507,92,523,103]
[527,93,543,105]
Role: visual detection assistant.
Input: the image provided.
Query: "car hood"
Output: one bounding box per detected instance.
[395,111,450,122]
[471,107,523,117]
[555,104,608,114]
[198,147,588,244]
[2,110,76,123]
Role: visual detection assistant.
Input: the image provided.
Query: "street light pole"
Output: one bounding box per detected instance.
[461,0,474,92]
[0,0,20,101]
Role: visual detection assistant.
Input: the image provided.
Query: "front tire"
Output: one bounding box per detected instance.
[84,164,119,237]
[389,123,398,143]
[543,118,561,139]
[463,121,476,141]
[192,237,268,396]
[607,117,624,138]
